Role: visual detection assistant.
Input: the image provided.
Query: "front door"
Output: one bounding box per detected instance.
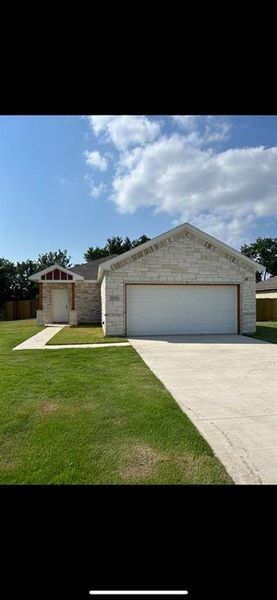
[52,289,69,323]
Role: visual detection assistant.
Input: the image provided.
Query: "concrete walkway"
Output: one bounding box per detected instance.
[13,326,65,349]
[13,327,130,350]
[129,334,277,485]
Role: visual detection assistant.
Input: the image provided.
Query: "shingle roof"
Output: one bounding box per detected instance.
[71,255,118,280]
[256,276,277,292]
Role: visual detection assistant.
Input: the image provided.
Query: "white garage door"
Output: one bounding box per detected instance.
[126,285,237,335]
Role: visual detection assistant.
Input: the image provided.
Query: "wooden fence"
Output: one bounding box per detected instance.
[4,299,39,321]
[256,298,277,321]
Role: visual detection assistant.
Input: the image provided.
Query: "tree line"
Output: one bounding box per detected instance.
[0,235,276,309]
[0,235,150,309]
[83,235,150,261]
[0,250,72,308]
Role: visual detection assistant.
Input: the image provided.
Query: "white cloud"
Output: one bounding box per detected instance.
[111,134,277,246]
[84,150,107,171]
[172,115,231,146]
[84,175,106,198]
[87,116,113,135]
[203,119,231,143]
[87,115,161,150]
[172,115,199,130]
[83,115,277,247]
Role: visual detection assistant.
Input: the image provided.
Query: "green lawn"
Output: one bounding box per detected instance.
[250,321,277,344]
[47,324,127,345]
[0,319,232,484]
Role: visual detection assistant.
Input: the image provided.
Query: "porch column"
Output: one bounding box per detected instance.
[39,282,43,310]
[69,282,77,326]
[71,282,75,310]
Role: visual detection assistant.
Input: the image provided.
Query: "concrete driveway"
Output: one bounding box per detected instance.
[129,335,277,484]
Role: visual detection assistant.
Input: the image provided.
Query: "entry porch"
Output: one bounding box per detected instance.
[29,264,83,325]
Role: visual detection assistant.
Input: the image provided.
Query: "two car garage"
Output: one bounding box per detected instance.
[100,222,261,337]
[126,284,239,336]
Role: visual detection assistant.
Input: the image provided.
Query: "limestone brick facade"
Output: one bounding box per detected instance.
[75,281,101,323]
[38,281,101,325]
[101,230,257,336]
[256,291,277,299]
[34,228,260,332]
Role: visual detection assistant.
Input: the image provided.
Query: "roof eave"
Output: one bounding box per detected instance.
[256,286,277,292]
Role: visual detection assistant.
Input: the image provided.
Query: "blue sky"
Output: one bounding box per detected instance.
[0,115,277,265]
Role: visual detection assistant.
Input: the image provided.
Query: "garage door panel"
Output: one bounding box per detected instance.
[126,285,237,335]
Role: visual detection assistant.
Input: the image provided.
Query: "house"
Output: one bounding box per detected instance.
[29,222,264,335]
[256,276,277,298]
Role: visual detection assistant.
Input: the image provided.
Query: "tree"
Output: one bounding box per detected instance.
[106,236,132,255]
[83,246,109,262]
[241,237,277,282]
[0,250,73,310]
[0,258,17,308]
[13,260,38,300]
[37,249,71,270]
[131,234,150,248]
[84,235,151,262]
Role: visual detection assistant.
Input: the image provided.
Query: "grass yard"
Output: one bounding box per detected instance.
[47,324,127,345]
[249,321,277,344]
[0,319,232,484]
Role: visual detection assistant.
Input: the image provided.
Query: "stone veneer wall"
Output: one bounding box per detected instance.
[76,281,101,323]
[256,291,277,299]
[101,230,257,336]
[41,282,101,324]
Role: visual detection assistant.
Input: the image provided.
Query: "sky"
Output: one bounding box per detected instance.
[0,114,277,265]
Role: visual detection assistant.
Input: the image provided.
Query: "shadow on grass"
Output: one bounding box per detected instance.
[250,322,277,344]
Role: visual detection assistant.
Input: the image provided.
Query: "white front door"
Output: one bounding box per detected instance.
[52,289,69,323]
[126,284,237,336]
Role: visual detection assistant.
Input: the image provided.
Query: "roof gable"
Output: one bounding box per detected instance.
[98,222,265,281]
[29,264,84,282]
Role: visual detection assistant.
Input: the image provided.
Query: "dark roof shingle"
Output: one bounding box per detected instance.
[256,276,277,292]
[71,255,117,280]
